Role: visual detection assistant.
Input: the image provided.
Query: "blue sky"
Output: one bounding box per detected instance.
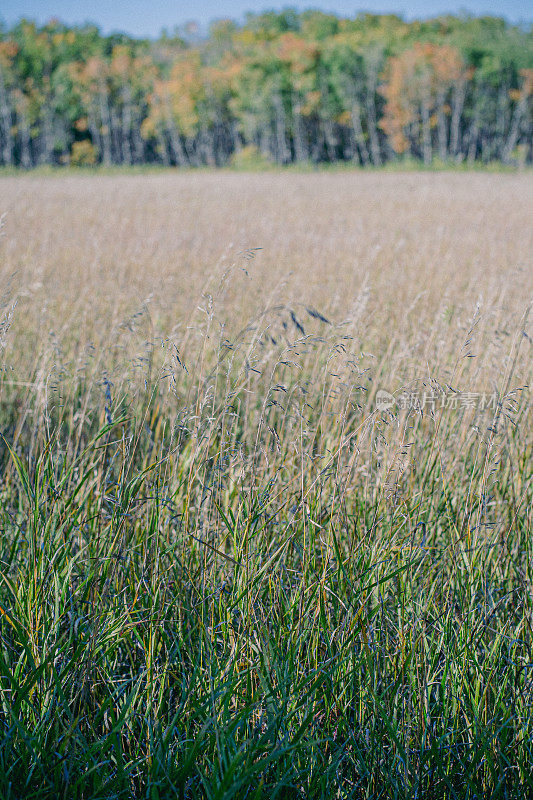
[2,0,531,37]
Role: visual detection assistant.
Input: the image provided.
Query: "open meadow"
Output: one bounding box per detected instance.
[0,170,532,797]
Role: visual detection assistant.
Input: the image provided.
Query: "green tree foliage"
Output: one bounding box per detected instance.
[0,12,531,167]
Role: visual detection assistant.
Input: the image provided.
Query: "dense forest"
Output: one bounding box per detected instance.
[0,11,532,168]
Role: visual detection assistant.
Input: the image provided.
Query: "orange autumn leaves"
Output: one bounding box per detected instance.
[379,43,464,155]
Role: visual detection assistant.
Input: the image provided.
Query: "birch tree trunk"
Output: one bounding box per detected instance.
[365,92,381,166]
[323,118,337,162]
[420,96,432,165]
[365,61,382,166]
[88,109,102,162]
[502,77,532,163]
[450,77,466,159]
[292,95,308,162]
[156,130,170,165]
[467,108,480,163]
[18,108,32,168]
[121,87,133,165]
[38,95,55,165]
[162,92,187,166]
[98,86,113,166]
[168,120,187,166]
[351,103,370,166]
[110,108,122,163]
[436,90,448,160]
[132,113,144,163]
[273,94,289,164]
[0,70,14,165]
[496,85,510,160]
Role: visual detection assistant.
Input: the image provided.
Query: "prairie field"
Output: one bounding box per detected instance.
[0,170,532,798]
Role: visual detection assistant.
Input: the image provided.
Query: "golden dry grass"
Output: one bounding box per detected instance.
[2,170,531,336]
[1,172,531,399]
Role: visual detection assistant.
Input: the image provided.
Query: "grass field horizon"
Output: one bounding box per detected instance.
[0,171,532,797]
[0,158,529,179]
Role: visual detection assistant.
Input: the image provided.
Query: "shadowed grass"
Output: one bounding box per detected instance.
[0,306,531,798]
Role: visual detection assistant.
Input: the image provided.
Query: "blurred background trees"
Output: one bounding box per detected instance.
[0,12,531,167]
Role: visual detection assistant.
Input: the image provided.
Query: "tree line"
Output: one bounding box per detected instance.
[0,11,532,168]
